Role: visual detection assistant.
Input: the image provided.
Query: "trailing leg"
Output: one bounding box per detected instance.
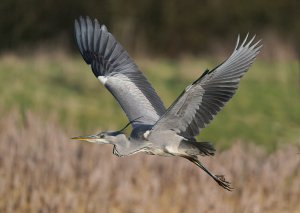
[183,156,233,191]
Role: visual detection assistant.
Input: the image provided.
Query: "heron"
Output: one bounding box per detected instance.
[72,16,262,191]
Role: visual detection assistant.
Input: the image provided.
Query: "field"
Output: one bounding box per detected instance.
[1,52,300,212]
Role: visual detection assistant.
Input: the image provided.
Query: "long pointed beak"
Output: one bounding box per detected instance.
[71,134,109,144]
[71,134,99,142]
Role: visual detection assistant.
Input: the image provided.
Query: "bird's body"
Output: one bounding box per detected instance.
[72,16,262,191]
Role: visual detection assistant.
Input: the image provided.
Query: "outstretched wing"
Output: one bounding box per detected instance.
[151,35,262,138]
[74,16,165,128]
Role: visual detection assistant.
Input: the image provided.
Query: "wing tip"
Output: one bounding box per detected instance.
[235,33,263,52]
[74,16,112,55]
[74,16,102,64]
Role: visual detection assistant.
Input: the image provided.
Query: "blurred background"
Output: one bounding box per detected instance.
[1,0,300,212]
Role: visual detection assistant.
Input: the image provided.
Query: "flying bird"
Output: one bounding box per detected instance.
[72,16,262,191]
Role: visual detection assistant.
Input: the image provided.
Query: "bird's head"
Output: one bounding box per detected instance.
[71,119,135,145]
[71,131,123,144]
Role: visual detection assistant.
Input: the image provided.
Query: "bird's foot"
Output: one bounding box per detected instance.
[215,174,233,191]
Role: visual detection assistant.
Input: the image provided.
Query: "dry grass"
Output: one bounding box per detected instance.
[1,111,300,213]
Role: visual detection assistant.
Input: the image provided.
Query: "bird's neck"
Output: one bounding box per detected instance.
[113,137,147,157]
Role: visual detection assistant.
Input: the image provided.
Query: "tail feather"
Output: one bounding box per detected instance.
[189,141,216,156]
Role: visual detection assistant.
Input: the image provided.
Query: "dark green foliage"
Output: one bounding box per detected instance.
[0,0,299,55]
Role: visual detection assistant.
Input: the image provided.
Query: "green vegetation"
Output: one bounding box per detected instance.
[1,54,299,150]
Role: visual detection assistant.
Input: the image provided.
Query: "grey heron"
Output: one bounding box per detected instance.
[72,16,262,191]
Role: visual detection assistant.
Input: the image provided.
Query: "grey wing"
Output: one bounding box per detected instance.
[151,35,262,138]
[74,16,165,128]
